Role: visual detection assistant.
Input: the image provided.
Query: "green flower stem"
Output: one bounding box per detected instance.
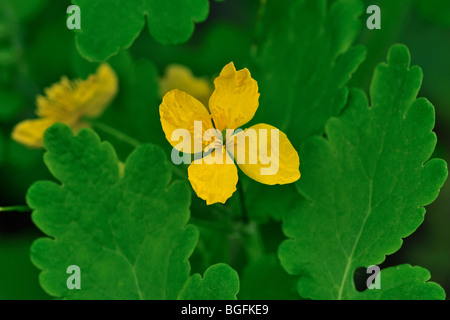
[237,177,265,262]
[90,120,141,148]
[170,163,188,181]
[243,221,265,263]
[237,178,248,223]
[0,205,31,213]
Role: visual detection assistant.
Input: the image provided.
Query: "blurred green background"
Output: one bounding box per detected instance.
[0,0,448,299]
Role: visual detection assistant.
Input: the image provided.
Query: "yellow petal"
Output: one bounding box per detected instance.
[11,118,57,148]
[209,62,259,131]
[160,89,214,153]
[36,77,76,119]
[36,63,118,119]
[231,123,300,185]
[188,148,238,205]
[79,63,118,118]
[159,64,213,108]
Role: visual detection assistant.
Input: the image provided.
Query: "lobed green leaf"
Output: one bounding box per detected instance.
[72,0,209,61]
[178,263,239,300]
[279,45,447,300]
[28,124,237,299]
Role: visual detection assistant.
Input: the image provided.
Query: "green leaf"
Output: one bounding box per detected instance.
[245,0,366,224]
[355,265,445,300]
[251,0,366,147]
[28,124,236,299]
[178,263,239,300]
[72,0,209,61]
[404,171,450,291]
[279,45,447,300]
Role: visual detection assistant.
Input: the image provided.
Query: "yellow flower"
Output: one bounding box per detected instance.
[12,64,118,148]
[159,64,213,108]
[160,62,300,205]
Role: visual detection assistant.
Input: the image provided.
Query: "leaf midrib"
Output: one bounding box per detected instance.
[337,180,373,300]
[336,96,395,299]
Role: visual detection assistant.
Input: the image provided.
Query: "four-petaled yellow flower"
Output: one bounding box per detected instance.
[12,64,118,148]
[160,62,300,205]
